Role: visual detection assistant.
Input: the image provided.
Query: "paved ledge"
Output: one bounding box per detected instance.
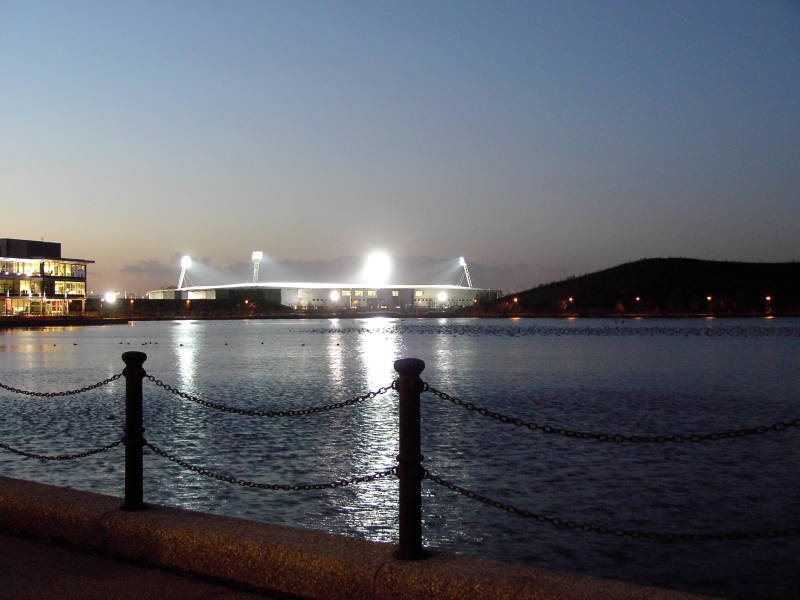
[0,476,712,600]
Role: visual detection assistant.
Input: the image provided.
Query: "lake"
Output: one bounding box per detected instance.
[0,317,798,599]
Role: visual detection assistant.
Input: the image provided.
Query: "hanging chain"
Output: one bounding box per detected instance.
[145,441,396,490]
[0,373,123,398]
[424,470,800,541]
[0,438,123,461]
[423,383,800,443]
[145,374,396,416]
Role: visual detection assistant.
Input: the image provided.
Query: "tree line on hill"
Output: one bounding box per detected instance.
[491,258,800,316]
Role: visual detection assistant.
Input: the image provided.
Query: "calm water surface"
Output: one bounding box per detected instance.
[0,317,798,599]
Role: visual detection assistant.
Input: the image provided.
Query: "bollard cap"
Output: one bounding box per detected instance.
[121,351,148,367]
[394,357,425,377]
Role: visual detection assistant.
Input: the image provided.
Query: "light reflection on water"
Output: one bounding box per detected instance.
[0,317,798,599]
[175,320,198,391]
[431,317,455,385]
[339,318,401,541]
[326,319,344,389]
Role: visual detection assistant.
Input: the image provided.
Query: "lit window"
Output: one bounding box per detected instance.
[392,290,399,297]
[415,290,423,297]
[367,290,377,297]
[354,290,363,297]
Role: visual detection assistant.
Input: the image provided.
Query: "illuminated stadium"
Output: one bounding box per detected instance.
[147,252,500,311]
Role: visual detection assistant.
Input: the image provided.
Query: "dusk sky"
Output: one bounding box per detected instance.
[2,1,798,295]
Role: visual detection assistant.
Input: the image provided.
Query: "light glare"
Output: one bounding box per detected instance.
[362,251,392,285]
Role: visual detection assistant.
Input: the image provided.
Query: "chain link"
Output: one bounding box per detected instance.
[145,441,396,490]
[0,373,123,398]
[0,438,123,461]
[145,375,396,417]
[424,469,800,541]
[424,383,800,443]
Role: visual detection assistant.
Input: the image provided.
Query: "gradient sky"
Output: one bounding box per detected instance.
[2,1,798,294]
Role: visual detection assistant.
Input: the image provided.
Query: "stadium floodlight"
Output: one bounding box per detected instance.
[437,291,448,304]
[103,291,118,304]
[178,255,192,288]
[251,250,264,282]
[362,250,392,285]
[457,256,473,288]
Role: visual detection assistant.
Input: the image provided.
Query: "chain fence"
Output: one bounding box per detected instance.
[145,441,396,490]
[424,469,800,541]
[0,373,123,398]
[0,438,123,461]
[1,363,798,546]
[423,382,800,443]
[0,372,124,461]
[145,374,396,417]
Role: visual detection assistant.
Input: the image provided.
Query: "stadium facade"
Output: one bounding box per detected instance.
[148,281,498,311]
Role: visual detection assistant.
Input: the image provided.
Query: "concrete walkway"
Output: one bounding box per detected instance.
[0,476,712,600]
[0,531,296,600]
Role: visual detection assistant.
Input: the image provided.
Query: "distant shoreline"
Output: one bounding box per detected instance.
[0,311,796,329]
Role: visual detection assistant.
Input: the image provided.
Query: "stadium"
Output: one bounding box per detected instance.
[146,252,500,312]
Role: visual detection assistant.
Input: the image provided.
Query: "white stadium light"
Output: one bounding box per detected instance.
[437,291,448,303]
[103,291,118,304]
[251,250,264,282]
[330,289,340,302]
[178,255,192,288]
[362,251,392,285]
[458,256,473,288]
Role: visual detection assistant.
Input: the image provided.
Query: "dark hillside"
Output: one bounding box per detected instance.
[495,258,800,315]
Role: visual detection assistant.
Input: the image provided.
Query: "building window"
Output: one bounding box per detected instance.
[354,290,364,297]
[341,290,351,296]
[415,290,423,297]
[55,282,85,296]
[367,290,377,297]
[392,290,399,297]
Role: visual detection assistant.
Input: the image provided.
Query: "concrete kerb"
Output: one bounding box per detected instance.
[0,476,712,600]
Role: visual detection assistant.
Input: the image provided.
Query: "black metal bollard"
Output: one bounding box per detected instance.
[394,357,427,559]
[121,351,147,511]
